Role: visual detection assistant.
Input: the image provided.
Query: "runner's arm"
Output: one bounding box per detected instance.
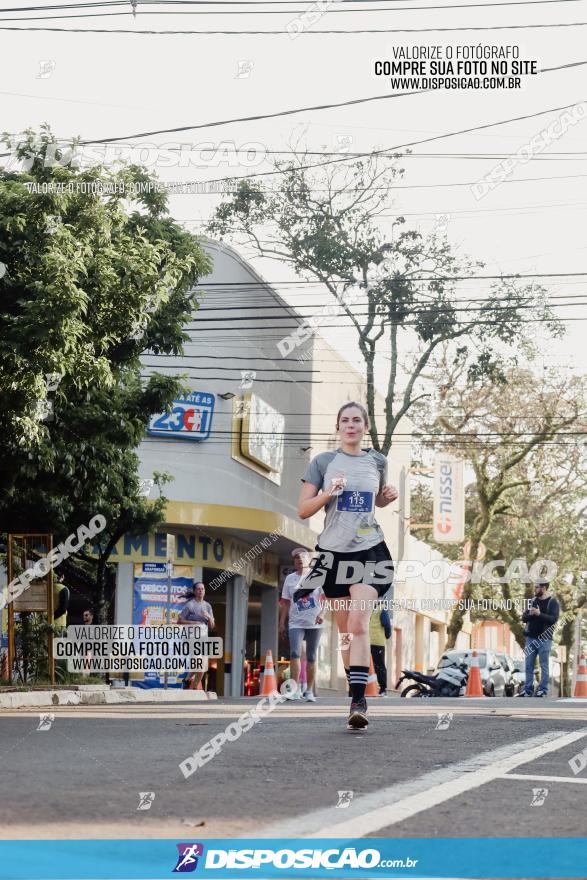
[298,480,334,519]
[375,484,399,508]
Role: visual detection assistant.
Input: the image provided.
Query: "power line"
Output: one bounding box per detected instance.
[193,272,587,284]
[0,76,583,174]
[3,18,587,30]
[188,291,587,310]
[3,0,581,7]
[195,97,587,184]
[176,300,587,324]
[3,0,585,14]
[177,313,587,335]
[0,88,426,159]
[133,417,587,437]
[180,298,582,320]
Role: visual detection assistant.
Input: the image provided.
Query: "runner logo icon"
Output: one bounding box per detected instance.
[173,843,204,872]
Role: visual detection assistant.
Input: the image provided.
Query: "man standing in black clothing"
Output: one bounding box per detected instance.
[521,580,560,697]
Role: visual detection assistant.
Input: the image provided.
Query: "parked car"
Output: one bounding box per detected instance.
[437,649,508,696]
[495,652,517,697]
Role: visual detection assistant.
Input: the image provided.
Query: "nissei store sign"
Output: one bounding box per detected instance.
[148,391,214,441]
[433,453,465,543]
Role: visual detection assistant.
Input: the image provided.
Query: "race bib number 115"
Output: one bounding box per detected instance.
[337,491,374,512]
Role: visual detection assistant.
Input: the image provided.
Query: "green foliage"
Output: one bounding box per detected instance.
[0,128,212,610]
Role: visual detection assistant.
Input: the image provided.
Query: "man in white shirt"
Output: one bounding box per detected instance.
[279,548,324,702]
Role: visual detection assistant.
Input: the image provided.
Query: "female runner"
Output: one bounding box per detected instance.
[296,402,398,730]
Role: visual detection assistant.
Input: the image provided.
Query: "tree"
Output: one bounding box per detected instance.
[463,442,587,695]
[422,352,587,650]
[410,445,587,694]
[0,128,212,619]
[209,149,561,454]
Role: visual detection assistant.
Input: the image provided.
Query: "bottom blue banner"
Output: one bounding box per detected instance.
[0,838,585,879]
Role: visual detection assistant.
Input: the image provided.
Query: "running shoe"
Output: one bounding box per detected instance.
[304,690,317,702]
[379,691,388,698]
[347,698,369,730]
[534,691,547,698]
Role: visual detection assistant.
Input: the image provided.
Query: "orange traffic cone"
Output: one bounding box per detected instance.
[574,655,587,698]
[260,649,278,695]
[465,650,485,697]
[365,657,380,697]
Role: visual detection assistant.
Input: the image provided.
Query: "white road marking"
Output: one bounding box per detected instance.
[500,772,587,784]
[257,727,587,838]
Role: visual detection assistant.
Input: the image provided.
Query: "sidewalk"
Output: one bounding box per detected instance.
[0,685,216,710]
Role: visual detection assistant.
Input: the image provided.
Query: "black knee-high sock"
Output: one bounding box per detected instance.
[349,665,369,703]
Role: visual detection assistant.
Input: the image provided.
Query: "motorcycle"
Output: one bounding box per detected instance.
[396,661,469,698]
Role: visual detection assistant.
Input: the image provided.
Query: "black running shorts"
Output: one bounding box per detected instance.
[294,541,394,600]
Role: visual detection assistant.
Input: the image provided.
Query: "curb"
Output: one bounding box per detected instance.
[0,688,217,709]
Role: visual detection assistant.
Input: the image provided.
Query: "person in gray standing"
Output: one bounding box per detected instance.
[179,582,215,690]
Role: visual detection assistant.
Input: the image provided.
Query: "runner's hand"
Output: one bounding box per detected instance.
[328,475,347,497]
[381,484,399,502]
[315,616,324,625]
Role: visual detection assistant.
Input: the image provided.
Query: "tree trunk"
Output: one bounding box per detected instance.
[95,557,109,624]
[445,536,482,649]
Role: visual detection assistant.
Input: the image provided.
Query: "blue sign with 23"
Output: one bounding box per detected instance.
[147,392,214,441]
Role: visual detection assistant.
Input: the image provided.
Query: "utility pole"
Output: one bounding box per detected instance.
[164,533,176,690]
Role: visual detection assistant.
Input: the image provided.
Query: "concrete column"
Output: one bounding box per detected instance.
[397,464,408,562]
[115,563,134,625]
[223,576,233,697]
[260,586,278,665]
[415,614,425,671]
[225,575,249,697]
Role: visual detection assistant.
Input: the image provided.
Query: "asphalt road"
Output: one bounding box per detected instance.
[0,697,586,840]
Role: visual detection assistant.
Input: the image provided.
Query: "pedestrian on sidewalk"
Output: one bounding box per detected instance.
[279,548,324,702]
[179,582,215,691]
[370,603,392,696]
[521,579,560,697]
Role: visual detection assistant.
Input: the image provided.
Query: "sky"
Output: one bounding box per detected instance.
[1,0,586,387]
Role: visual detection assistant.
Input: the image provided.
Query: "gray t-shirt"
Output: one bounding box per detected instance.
[281,572,323,629]
[302,448,387,552]
[178,598,213,624]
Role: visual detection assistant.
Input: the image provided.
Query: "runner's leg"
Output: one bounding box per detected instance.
[347,583,378,726]
[332,604,351,692]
